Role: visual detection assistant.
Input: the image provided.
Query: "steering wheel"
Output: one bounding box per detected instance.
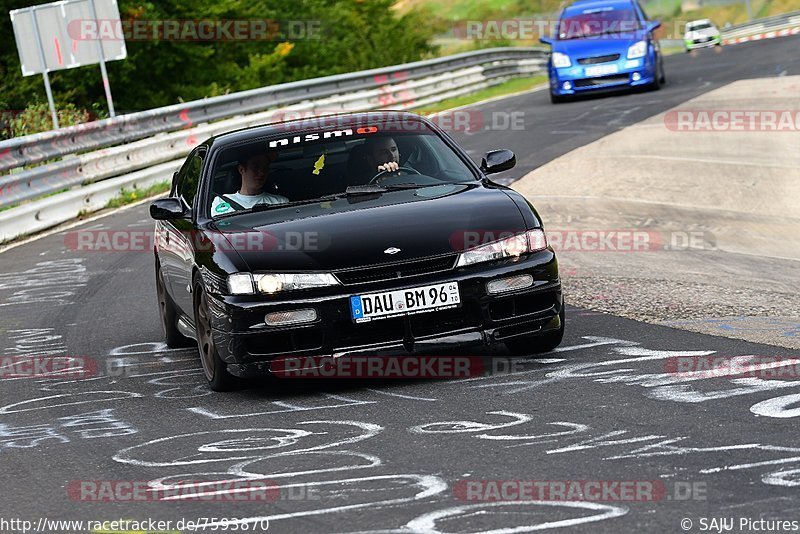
[368,166,421,185]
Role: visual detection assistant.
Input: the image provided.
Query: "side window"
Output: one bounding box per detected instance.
[177,150,205,208]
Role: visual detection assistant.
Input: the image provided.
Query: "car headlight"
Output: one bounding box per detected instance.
[627,41,647,59]
[227,273,340,295]
[456,229,548,268]
[551,52,571,68]
[228,273,255,295]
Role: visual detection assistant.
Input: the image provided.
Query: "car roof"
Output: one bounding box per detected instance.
[687,18,713,25]
[564,0,634,13]
[205,111,430,149]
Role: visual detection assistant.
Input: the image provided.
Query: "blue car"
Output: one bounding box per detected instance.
[540,0,665,103]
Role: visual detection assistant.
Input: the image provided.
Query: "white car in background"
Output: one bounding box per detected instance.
[684,19,722,51]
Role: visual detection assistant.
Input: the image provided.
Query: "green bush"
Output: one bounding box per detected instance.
[5,102,91,138]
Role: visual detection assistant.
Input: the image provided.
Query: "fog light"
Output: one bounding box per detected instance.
[632,72,641,81]
[265,309,317,326]
[562,81,572,90]
[487,274,534,295]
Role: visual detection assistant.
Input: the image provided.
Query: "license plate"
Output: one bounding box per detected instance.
[585,64,618,76]
[350,282,461,323]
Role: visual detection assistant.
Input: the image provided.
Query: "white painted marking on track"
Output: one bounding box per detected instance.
[409,411,532,434]
[404,500,628,533]
[365,389,437,401]
[751,392,800,418]
[0,391,142,413]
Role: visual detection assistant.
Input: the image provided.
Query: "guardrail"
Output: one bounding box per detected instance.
[0,47,543,173]
[721,10,800,42]
[0,47,547,243]
[0,47,545,210]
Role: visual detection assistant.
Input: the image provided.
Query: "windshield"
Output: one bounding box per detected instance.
[207,119,478,218]
[687,22,713,31]
[558,7,641,39]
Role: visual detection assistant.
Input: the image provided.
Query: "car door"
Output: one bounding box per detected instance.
[156,160,189,311]
[166,148,206,316]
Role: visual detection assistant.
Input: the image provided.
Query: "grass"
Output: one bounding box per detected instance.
[413,75,548,115]
[105,181,170,209]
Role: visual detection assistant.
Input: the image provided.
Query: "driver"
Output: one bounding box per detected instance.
[364,137,401,174]
[211,153,288,215]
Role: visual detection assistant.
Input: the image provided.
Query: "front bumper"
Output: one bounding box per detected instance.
[685,36,721,50]
[205,250,562,376]
[548,53,658,96]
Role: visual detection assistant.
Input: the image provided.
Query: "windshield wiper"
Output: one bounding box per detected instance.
[247,194,340,212]
[340,183,428,195]
[343,182,466,194]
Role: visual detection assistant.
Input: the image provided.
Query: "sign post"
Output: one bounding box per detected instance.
[87,0,115,117]
[9,0,127,128]
[28,6,59,128]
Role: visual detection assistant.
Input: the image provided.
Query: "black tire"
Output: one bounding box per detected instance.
[658,63,666,85]
[550,92,567,104]
[193,275,238,391]
[649,70,662,91]
[504,306,566,355]
[156,260,192,348]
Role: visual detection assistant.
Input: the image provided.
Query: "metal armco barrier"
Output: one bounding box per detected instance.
[721,10,800,41]
[0,47,544,175]
[0,47,546,243]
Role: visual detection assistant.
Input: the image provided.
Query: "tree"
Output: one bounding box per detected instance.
[0,0,439,137]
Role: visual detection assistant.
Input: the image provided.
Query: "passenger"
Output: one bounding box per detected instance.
[211,153,288,215]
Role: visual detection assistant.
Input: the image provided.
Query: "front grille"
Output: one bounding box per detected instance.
[409,302,482,337]
[574,74,630,87]
[335,255,456,285]
[334,317,405,348]
[332,303,482,350]
[577,54,620,65]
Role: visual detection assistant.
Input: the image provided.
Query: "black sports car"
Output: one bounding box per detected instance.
[150,111,564,390]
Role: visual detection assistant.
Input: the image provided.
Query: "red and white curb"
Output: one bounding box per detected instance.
[723,26,800,45]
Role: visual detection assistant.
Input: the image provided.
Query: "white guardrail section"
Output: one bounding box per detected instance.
[0,48,546,243]
[721,10,800,43]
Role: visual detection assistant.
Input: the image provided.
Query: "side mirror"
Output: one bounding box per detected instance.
[480,149,516,175]
[539,36,553,45]
[150,198,187,220]
[647,20,661,32]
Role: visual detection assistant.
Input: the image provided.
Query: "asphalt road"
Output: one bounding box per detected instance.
[1,37,798,534]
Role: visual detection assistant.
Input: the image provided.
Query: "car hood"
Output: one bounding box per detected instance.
[207,184,530,272]
[551,32,646,58]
